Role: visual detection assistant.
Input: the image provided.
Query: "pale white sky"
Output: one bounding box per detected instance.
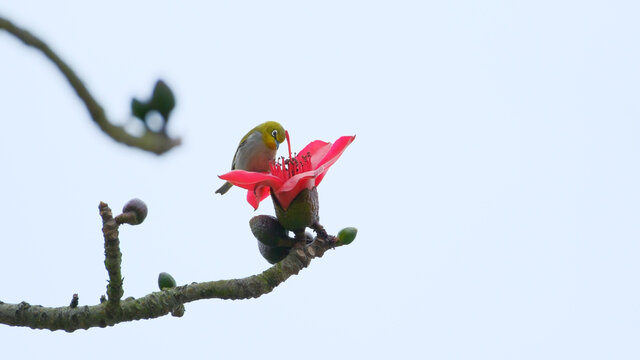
[1,1,639,359]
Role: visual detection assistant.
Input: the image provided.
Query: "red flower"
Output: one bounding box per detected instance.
[219,134,355,210]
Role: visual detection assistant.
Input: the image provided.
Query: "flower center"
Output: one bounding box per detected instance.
[269,152,312,180]
[270,131,312,180]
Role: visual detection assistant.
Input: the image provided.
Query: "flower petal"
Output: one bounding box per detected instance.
[298,140,332,169]
[273,177,317,210]
[278,167,324,193]
[246,186,260,210]
[298,140,330,157]
[315,135,356,170]
[246,185,271,210]
[219,170,283,189]
[256,185,271,203]
[314,135,356,185]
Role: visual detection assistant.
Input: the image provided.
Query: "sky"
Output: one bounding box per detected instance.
[1,1,639,359]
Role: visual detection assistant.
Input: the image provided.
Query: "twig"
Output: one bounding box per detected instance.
[99,202,124,313]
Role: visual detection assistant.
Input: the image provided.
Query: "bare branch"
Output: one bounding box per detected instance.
[99,203,124,313]
[0,202,350,332]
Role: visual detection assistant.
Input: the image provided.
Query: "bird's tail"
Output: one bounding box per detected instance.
[215,181,233,195]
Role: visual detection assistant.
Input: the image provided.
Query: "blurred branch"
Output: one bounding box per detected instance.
[0,15,180,155]
[0,201,352,332]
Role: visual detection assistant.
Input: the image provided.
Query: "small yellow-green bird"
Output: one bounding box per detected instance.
[215,121,287,195]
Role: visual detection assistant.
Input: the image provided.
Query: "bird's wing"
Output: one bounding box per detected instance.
[231,137,249,170]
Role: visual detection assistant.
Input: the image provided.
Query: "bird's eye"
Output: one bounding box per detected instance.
[271,130,278,138]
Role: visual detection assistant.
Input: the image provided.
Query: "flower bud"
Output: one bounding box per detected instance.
[158,272,176,290]
[131,98,149,120]
[336,227,357,246]
[119,198,148,225]
[257,241,290,264]
[249,215,288,247]
[69,294,79,308]
[150,80,176,120]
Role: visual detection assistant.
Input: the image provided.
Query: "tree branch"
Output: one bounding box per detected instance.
[0,15,181,155]
[0,201,349,332]
[99,202,124,313]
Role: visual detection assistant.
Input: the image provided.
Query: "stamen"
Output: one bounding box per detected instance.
[285,130,292,160]
[269,142,313,180]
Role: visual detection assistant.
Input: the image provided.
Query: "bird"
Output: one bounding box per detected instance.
[215,121,287,195]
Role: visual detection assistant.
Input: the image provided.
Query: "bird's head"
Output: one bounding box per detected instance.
[259,121,286,150]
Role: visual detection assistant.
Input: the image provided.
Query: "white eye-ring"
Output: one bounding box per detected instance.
[272,129,278,138]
